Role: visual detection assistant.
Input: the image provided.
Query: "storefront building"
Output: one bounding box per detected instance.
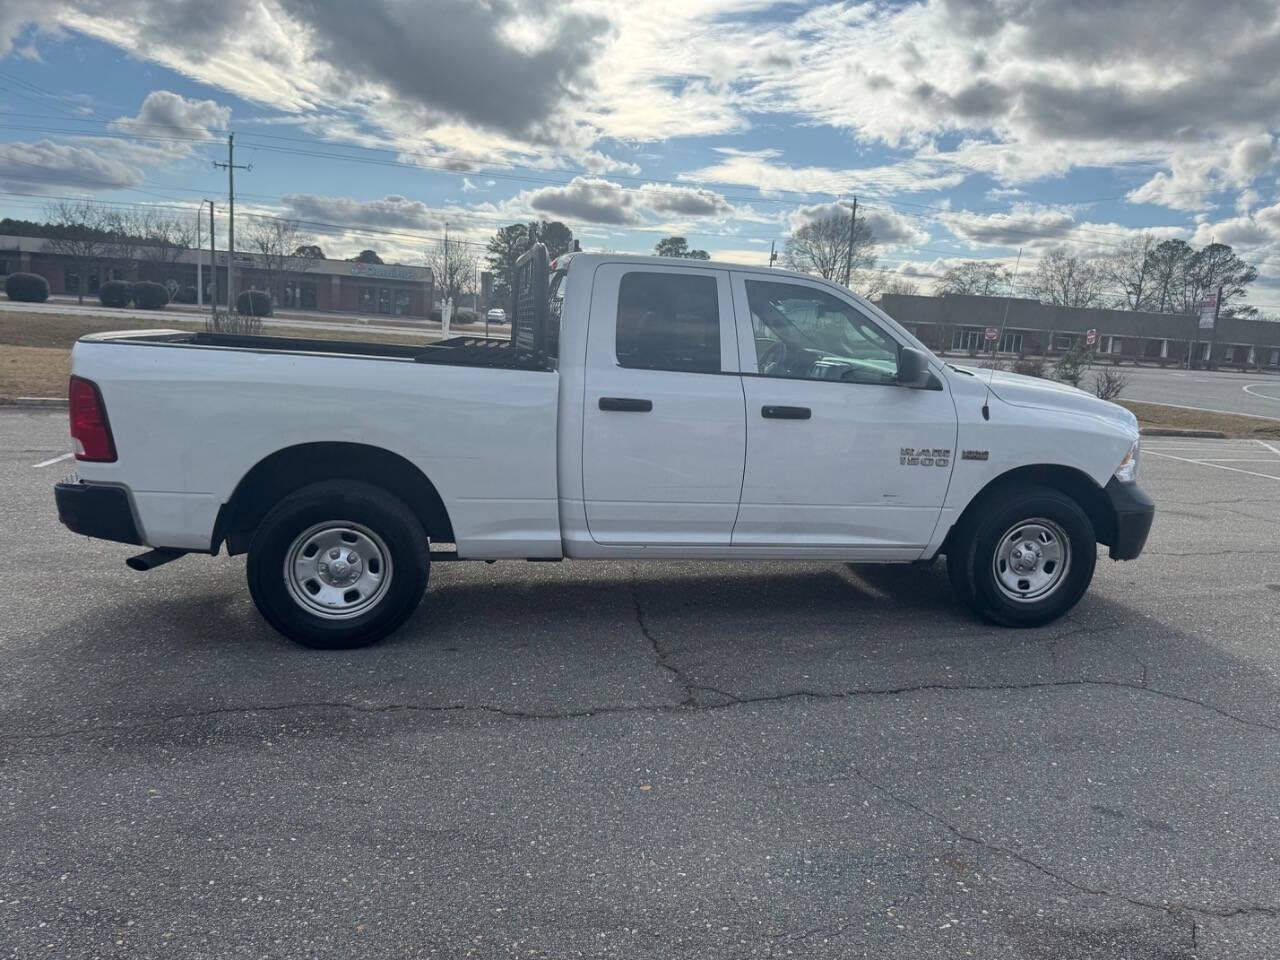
[0,235,434,319]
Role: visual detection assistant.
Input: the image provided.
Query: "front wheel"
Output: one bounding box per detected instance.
[948,485,1097,627]
[246,480,430,649]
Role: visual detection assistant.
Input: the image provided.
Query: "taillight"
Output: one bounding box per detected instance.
[69,376,117,462]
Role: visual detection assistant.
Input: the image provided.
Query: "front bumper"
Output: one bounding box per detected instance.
[54,478,143,545]
[1105,478,1154,560]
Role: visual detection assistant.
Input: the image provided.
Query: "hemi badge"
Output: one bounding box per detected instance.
[962,450,989,461]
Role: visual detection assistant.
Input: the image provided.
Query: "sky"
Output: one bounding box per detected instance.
[0,0,1278,312]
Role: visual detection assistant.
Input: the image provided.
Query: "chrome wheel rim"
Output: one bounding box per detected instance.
[284,521,393,620]
[992,518,1070,603]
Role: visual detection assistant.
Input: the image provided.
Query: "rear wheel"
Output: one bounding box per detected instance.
[246,480,429,649]
[949,485,1096,627]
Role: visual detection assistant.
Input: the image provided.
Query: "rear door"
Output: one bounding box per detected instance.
[581,263,745,545]
[729,271,957,555]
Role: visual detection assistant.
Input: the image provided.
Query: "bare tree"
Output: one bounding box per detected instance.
[136,210,194,285]
[863,269,918,299]
[1188,242,1258,317]
[933,260,1012,296]
[1028,249,1105,308]
[1101,234,1157,311]
[1144,239,1194,314]
[783,209,875,285]
[43,200,113,304]
[426,233,478,305]
[245,216,314,306]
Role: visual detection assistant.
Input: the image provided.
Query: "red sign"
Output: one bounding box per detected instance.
[984,326,998,342]
[1086,328,1097,346]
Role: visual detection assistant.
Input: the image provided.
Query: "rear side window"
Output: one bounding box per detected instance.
[616,272,720,374]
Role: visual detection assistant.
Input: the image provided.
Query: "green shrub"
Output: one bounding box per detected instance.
[4,272,50,302]
[132,280,170,309]
[98,280,133,308]
[1053,343,1093,387]
[236,289,273,317]
[454,309,480,325]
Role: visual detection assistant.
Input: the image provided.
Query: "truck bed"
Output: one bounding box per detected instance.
[88,329,554,371]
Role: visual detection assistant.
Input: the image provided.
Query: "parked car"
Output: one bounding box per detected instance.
[486,307,507,324]
[56,245,1153,649]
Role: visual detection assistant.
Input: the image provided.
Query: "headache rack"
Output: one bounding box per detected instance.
[413,241,556,371]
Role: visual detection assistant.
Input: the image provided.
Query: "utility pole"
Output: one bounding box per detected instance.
[843,196,858,288]
[207,200,216,314]
[768,240,777,268]
[212,133,250,310]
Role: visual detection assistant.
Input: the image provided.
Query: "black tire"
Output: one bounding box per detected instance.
[949,484,1097,627]
[246,481,430,649]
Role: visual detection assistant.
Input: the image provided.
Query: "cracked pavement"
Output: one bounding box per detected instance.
[3,412,1279,959]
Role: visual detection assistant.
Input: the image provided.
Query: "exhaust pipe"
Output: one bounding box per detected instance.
[126,548,189,571]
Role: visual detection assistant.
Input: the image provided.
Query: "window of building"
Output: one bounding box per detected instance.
[615,271,720,374]
[378,287,392,314]
[952,327,985,352]
[359,285,374,313]
[65,271,79,293]
[394,290,412,315]
[88,271,101,294]
[745,279,898,384]
[997,331,1022,354]
[1110,337,1123,354]
[282,281,318,309]
[0,258,9,275]
[1053,333,1076,351]
[1269,349,1279,367]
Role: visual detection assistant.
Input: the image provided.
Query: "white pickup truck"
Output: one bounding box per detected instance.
[56,246,1153,649]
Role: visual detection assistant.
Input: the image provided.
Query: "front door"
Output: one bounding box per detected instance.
[581,264,745,545]
[729,272,956,556]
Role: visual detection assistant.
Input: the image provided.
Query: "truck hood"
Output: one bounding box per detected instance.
[953,365,1138,432]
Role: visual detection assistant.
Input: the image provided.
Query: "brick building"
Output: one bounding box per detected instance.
[0,234,434,319]
[878,293,1280,370]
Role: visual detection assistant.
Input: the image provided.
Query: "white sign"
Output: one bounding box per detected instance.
[1199,290,1219,330]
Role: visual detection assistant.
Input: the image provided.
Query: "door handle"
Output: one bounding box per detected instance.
[761,405,811,420]
[599,397,653,412]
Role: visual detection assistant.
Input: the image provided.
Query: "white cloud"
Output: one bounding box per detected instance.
[0,138,144,192]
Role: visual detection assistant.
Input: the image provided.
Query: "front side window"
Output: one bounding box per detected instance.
[745,279,898,384]
[616,272,720,374]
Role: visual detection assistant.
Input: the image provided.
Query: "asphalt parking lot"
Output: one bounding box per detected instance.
[2,409,1279,959]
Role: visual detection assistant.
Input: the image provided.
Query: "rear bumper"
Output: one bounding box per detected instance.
[1105,478,1154,560]
[54,478,143,545]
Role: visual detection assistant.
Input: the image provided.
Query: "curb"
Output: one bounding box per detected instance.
[0,397,67,408]
[1139,427,1227,439]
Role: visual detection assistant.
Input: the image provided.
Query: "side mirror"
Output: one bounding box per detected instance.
[897,346,938,389]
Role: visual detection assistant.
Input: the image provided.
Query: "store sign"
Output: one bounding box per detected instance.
[1199,289,1219,330]
[348,262,422,281]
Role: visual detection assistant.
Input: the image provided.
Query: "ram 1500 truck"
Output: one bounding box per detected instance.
[55,246,1154,649]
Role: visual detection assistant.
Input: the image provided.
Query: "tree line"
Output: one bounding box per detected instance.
[933,237,1262,319]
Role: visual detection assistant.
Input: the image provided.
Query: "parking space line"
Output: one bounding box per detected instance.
[1145,450,1280,481]
[31,452,73,469]
[1256,439,1280,457]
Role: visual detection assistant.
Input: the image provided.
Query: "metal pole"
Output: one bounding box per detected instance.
[213,134,250,312]
[843,197,857,288]
[195,205,203,308]
[208,201,216,313]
